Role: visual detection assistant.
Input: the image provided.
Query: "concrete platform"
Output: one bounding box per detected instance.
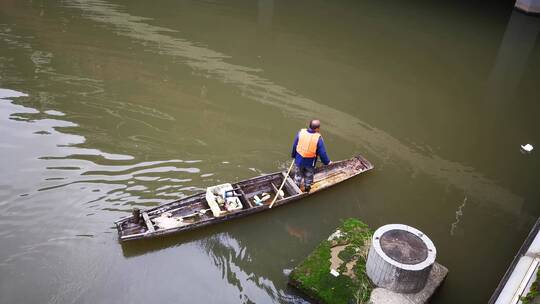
[515,0,540,14]
[369,262,448,304]
[489,217,540,304]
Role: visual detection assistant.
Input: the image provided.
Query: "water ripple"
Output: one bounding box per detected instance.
[199,233,304,303]
[1,89,202,214]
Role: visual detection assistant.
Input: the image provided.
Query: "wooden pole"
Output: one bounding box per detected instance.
[269,161,295,209]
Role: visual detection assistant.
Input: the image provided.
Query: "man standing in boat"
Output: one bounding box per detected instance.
[291,120,331,193]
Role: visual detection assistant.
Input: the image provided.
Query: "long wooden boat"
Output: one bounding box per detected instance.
[115,155,373,242]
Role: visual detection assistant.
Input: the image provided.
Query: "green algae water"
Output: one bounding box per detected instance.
[0,0,539,303]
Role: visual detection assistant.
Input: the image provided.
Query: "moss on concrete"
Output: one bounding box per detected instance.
[289,218,374,304]
[520,268,540,304]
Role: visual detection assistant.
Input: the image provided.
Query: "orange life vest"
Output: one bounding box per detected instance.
[296,128,321,158]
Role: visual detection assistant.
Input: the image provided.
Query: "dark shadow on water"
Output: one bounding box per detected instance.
[120,219,230,258]
[120,199,321,303]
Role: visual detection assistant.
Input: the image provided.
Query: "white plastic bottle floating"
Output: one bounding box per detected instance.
[521,143,534,153]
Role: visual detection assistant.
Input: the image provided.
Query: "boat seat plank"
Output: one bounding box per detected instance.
[271,182,284,199]
[238,187,253,208]
[142,212,155,233]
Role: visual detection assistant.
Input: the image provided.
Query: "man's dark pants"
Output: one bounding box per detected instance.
[294,165,315,190]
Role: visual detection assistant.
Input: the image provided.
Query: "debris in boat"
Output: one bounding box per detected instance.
[261,193,271,201]
[206,183,243,217]
[199,208,210,215]
[253,193,271,205]
[521,143,534,153]
[152,212,187,229]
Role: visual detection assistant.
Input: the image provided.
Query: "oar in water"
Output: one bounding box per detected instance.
[269,161,295,209]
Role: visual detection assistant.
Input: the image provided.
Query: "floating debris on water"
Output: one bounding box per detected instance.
[521,143,534,153]
[450,196,467,236]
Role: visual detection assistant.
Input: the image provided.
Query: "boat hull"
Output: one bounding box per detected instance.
[115,155,373,242]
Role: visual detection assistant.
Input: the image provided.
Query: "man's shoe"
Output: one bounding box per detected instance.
[304,186,311,193]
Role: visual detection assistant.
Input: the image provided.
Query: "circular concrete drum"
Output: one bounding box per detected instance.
[366,224,436,293]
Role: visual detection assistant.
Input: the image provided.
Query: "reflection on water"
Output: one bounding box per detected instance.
[201,233,298,303]
[258,0,274,31]
[0,89,203,208]
[488,10,540,103]
[119,222,308,303]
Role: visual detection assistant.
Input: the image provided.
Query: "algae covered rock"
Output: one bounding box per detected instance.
[289,219,374,304]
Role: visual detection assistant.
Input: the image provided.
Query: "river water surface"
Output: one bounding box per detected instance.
[1,0,539,303]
